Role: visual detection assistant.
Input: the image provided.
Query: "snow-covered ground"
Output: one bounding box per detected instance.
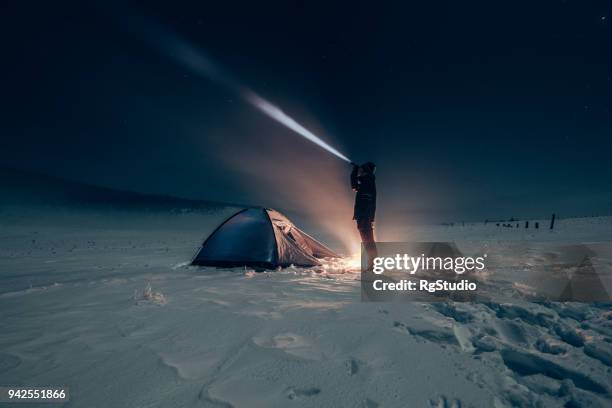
[1,209,611,407]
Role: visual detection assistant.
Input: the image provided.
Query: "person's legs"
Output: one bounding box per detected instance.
[357,220,378,270]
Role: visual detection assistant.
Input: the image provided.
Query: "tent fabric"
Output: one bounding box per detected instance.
[192,208,340,268]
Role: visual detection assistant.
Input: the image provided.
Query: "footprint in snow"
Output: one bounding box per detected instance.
[346,358,360,375]
[363,398,379,408]
[429,395,462,408]
[500,348,608,395]
[393,321,459,346]
[285,387,320,400]
[253,332,324,360]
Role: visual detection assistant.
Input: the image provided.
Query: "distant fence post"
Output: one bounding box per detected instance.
[550,213,556,230]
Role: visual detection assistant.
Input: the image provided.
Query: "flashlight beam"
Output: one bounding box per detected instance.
[244,92,351,163]
[124,14,351,163]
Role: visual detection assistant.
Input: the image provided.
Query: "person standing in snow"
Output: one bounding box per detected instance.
[351,162,378,270]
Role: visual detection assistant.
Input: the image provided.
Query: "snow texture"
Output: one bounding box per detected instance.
[1,208,611,407]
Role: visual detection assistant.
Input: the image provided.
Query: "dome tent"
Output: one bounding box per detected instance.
[192,208,340,268]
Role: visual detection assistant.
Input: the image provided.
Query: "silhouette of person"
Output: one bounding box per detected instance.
[351,162,378,270]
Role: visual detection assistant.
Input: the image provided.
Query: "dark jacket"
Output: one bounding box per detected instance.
[351,167,376,222]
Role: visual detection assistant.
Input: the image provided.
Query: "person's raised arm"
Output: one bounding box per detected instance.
[350,164,359,191]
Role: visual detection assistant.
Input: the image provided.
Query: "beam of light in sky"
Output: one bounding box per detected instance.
[243,92,351,163]
[126,14,351,163]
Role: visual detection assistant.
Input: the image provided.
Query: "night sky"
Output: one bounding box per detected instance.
[2,0,611,221]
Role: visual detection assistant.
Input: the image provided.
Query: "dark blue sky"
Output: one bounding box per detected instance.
[1,0,611,220]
